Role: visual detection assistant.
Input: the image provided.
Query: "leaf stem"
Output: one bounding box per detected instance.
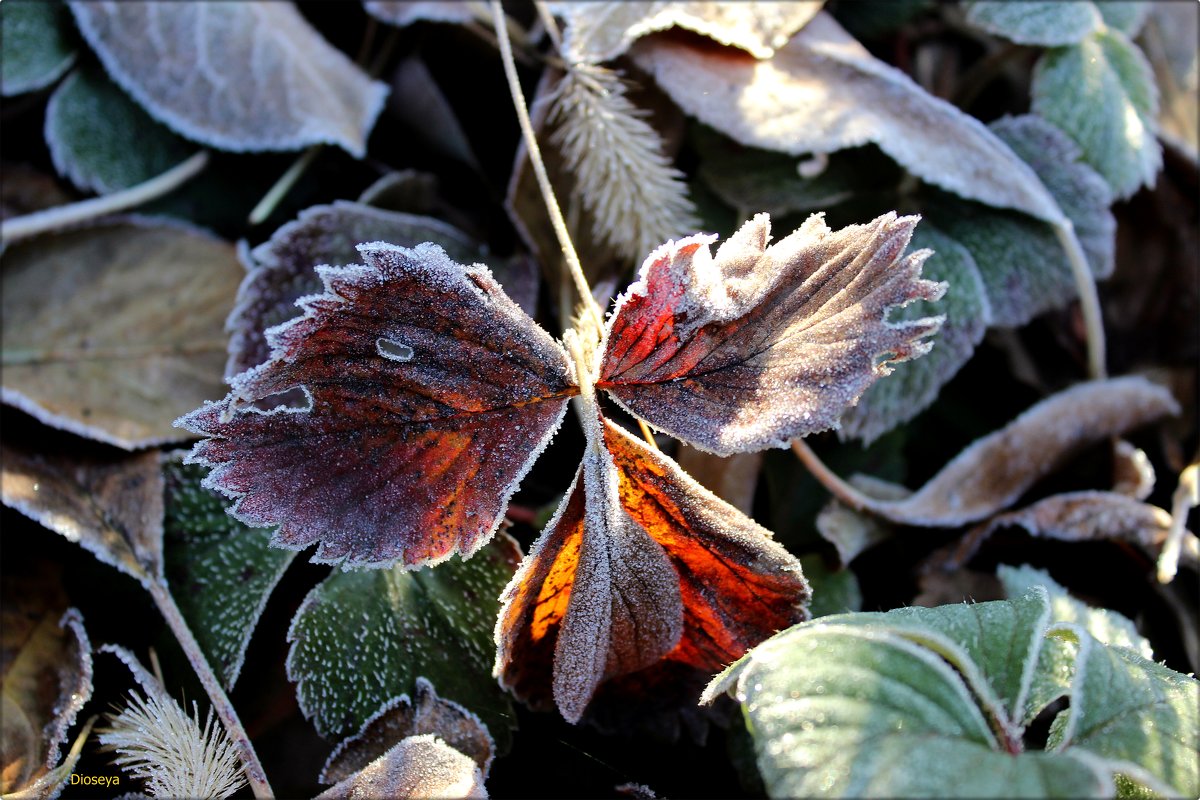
[790,438,881,513]
[1054,222,1106,380]
[490,0,604,337]
[0,151,209,243]
[247,146,322,226]
[1158,462,1199,584]
[147,580,274,799]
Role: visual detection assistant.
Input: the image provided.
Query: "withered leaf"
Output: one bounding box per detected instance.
[1,441,164,588]
[598,212,943,455]
[181,242,576,569]
[1,220,243,450]
[315,734,486,800]
[69,2,387,156]
[631,12,1067,225]
[547,1,823,64]
[320,677,493,785]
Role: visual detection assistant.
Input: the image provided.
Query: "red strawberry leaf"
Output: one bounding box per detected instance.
[598,212,944,455]
[177,243,577,568]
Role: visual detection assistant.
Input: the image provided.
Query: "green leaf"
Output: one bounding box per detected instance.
[798,555,862,618]
[708,621,1107,798]
[0,1,76,96]
[1033,30,1161,199]
[287,536,521,751]
[998,564,1152,658]
[162,456,294,689]
[1094,3,1150,37]
[964,2,1102,46]
[841,225,990,443]
[45,65,195,195]
[1049,628,1199,798]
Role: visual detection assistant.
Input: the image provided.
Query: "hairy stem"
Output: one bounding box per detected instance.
[490,0,604,338]
[1055,222,1106,380]
[790,438,881,513]
[0,151,209,243]
[147,581,274,799]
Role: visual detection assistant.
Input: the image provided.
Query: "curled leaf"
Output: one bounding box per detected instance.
[315,734,486,800]
[598,212,944,454]
[69,2,388,156]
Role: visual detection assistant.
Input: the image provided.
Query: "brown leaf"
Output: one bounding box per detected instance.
[320,677,494,785]
[1112,439,1156,500]
[1,220,243,449]
[630,12,1067,224]
[674,446,761,516]
[315,734,486,800]
[1,441,164,587]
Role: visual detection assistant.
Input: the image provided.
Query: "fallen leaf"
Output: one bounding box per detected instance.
[1,441,164,588]
[320,677,493,784]
[547,1,823,64]
[68,2,388,156]
[599,212,944,454]
[1,219,243,449]
[631,11,1067,225]
[315,734,486,800]
[0,1,76,96]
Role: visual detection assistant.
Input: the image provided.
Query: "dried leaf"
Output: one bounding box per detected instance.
[598,212,944,455]
[674,446,761,516]
[45,65,195,195]
[631,11,1066,225]
[1143,3,1199,156]
[363,1,477,27]
[963,1,1102,47]
[0,164,77,221]
[1,577,92,797]
[0,1,76,96]
[857,378,1180,527]
[1032,29,1161,199]
[1111,439,1155,500]
[320,677,493,784]
[227,201,537,377]
[315,734,486,800]
[181,242,575,568]
[1,441,164,588]
[815,475,909,565]
[68,2,388,156]
[547,1,823,64]
[1,220,243,450]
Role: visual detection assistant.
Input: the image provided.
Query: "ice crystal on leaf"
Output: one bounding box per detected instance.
[178,211,943,722]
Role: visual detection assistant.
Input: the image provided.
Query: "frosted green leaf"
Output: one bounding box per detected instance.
[798,555,862,619]
[287,535,521,750]
[963,2,1102,46]
[841,225,990,443]
[68,2,387,156]
[1049,629,1199,798]
[162,457,294,689]
[1033,30,1161,199]
[989,114,1115,280]
[1094,2,1149,37]
[45,65,195,195]
[0,1,76,96]
[706,620,1107,798]
[998,565,1152,660]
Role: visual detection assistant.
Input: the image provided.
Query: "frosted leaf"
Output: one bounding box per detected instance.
[321,677,494,784]
[1,441,164,589]
[1095,2,1150,37]
[631,12,1067,224]
[963,1,1102,47]
[315,734,486,800]
[2,220,243,450]
[547,1,823,64]
[45,65,196,196]
[0,0,77,96]
[286,535,520,748]
[1032,29,1161,199]
[856,377,1180,527]
[1111,439,1155,500]
[363,1,477,27]
[179,242,575,569]
[599,212,944,455]
[228,201,537,377]
[162,456,295,689]
[68,2,388,156]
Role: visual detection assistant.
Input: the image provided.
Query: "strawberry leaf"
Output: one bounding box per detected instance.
[598,212,944,454]
[179,242,575,568]
[0,1,76,97]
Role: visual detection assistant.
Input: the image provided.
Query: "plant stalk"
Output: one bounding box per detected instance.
[147,580,274,799]
[790,438,881,513]
[1054,222,1106,380]
[247,145,322,226]
[1,151,209,243]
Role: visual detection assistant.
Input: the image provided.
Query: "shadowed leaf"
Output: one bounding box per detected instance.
[0,1,76,96]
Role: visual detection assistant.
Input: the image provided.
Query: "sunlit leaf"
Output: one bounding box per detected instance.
[45,65,195,195]
[162,456,294,689]
[315,734,486,800]
[69,2,388,156]
[599,212,943,454]
[632,11,1067,224]
[963,1,1102,46]
[1,220,243,450]
[287,536,520,748]
[1033,29,1161,199]
[0,1,76,97]
[182,241,574,568]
